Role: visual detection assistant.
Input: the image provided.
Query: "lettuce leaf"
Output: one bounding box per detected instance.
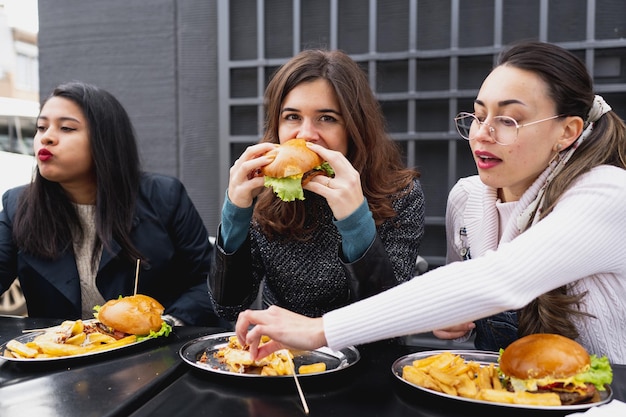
[317,161,335,176]
[264,175,305,201]
[264,162,335,202]
[574,355,613,390]
[137,321,172,342]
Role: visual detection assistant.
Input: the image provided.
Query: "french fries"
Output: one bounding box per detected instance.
[298,362,327,374]
[2,319,137,359]
[5,340,38,358]
[212,335,294,375]
[401,352,561,406]
[477,388,561,406]
[210,335,326,376]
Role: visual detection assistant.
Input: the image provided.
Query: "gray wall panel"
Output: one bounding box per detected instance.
[38,0,220,232]
[176,0,220,235]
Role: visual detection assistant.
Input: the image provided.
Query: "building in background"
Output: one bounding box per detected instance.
[0,3,38,156]
[0,2,38,314]
[0,3,38,101]
[36,0,626,272]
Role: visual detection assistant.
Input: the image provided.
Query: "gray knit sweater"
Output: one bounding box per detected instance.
[211,179,425,320]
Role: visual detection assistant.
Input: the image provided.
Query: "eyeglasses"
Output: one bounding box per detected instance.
[454,112,562,145]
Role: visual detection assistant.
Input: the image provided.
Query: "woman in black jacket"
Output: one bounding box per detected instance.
[0,81,221,327]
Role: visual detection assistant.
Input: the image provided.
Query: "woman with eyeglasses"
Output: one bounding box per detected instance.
[234,41,626,365]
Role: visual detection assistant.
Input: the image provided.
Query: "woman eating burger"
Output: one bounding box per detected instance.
[209,49,425,321]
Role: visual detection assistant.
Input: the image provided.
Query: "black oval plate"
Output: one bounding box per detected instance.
[179,332,360,379]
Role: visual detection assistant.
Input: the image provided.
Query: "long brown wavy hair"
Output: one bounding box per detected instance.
[253,49,420,238]
[499,41,626,339]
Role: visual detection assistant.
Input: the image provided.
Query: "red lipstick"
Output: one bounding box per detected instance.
[38,149,53,162]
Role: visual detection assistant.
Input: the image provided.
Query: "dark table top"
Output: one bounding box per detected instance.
[1,315,624,417]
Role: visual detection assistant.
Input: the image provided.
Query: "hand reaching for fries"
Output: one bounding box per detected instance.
[207,335,326,376]
[2,319,137,359]
[401,352,561,406]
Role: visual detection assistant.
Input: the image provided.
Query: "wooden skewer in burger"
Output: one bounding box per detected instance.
[261,138,334,202]
[9,294,171,359]
[13,292,170,359]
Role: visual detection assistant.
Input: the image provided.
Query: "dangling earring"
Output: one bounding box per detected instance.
[549,143,563,165]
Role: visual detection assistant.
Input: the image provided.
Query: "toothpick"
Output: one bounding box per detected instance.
[133,259,140,295]
[22,327,50,333]
[283,350,309,414]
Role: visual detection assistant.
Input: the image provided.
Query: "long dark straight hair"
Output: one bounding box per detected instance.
[13,81,143,262]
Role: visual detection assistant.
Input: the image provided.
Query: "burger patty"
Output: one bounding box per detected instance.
[506,381,597,405]
[543,383,597,405]
[301,169,327,185]
[91,321,130,340]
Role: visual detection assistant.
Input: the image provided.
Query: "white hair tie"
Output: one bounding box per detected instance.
[585,95,612,126]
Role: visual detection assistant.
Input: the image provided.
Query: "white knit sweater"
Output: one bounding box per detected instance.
[323,165,626,364]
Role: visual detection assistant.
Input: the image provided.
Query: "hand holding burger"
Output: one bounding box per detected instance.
[262,138,334,201]
[498,333,613,405]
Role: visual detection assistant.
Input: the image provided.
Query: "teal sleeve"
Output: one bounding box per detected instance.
[220,191,254,253]
[333,199,376,262]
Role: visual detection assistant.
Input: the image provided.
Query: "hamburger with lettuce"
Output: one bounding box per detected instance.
[262,138,334,202]
[94,294,172,341]
[498,333,613,405]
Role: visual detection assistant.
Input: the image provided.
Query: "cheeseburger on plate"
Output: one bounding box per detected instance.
[95,294,172,341]
[262,138,334,202]
[498,333,613,405]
